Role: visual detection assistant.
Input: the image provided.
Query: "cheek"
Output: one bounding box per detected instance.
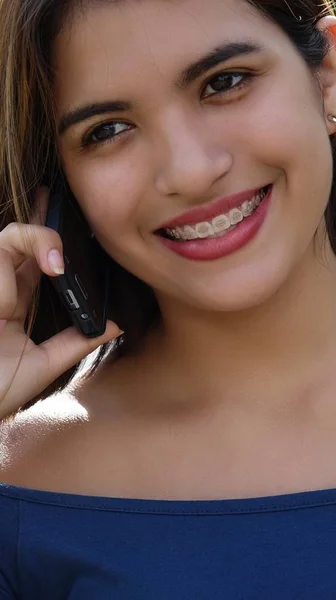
[246,107,332,252]
[232,61,320,155]
[64,153,148,241]
[236,73,332,206]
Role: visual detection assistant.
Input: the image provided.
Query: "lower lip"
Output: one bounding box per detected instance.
[156,186,273,261]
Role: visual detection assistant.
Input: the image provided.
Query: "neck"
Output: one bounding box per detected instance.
[148,234,336,412]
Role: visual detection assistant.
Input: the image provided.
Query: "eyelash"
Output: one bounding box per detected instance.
[202,71,253,100]
[80,71,254,150]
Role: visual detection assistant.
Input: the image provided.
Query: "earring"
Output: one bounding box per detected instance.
[328,115,336,123]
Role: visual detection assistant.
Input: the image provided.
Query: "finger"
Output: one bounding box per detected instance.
[0,249,41,323]
[0,222,64,275]
[32,321,123,395]
[0,247,18,319]
[14,258,42,322]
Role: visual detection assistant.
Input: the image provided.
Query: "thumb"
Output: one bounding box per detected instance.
[37,320,123,388]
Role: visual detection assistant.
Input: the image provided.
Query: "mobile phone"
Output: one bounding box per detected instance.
[45,178,111,338]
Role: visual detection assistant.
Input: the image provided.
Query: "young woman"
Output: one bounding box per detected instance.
[1,0,336,596]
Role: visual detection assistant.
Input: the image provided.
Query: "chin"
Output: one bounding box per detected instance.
[177,252,294,314]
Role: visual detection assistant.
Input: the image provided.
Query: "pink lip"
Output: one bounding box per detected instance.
[157,186,268,230]
[157,184,273,262]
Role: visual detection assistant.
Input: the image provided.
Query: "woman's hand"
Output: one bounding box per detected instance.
[0,188,121,421]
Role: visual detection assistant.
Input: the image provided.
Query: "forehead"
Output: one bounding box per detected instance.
[52,0,284,106]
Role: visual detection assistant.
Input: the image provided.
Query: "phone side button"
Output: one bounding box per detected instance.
[62,289,80,310]
[75,274,88,300]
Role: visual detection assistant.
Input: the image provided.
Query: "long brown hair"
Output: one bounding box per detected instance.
[0,0,335,405]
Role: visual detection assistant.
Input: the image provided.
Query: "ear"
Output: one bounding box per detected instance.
[316,15,336,135]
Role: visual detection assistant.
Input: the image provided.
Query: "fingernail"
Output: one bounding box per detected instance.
[48,249,64,275]
[113,329,125,339]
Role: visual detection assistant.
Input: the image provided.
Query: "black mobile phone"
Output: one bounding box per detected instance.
[45,178,111,338]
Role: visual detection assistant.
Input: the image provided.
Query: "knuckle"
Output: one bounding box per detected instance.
[46,228,62,247]
[1,222,62,251]
[1,222,19,235]
[34,223,60,244]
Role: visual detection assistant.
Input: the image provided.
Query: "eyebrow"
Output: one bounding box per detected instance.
[58,100,132,135]
[58,41,263,135]
[177,41,263,88]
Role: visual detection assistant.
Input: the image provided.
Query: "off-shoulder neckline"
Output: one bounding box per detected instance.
[1,482,336,515]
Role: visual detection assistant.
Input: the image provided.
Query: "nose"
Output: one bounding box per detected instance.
[153,109,233,199]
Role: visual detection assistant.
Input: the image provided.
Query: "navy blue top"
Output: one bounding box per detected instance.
[1,483,336,599]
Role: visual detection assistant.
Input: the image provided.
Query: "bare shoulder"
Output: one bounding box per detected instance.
[0,390,90,489]
[0,355,152,495]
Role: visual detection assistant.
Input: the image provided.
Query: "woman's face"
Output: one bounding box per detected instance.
[53,0,335,312]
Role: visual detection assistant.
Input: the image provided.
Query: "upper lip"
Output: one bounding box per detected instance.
[157,185,269,230]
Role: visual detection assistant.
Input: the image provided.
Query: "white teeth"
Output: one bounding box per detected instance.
[241,200,253,217]
[183,225,198,239]
[168,228,180,239]
[164,187,268,241]
[212,214,231,233]
[229,208,243,226]
[253,190,264,208]
[195,222,214,238]
[175,226,187,240]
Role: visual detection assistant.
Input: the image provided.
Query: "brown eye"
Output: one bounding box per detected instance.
[202,72,250,99]
[82,121,133,148]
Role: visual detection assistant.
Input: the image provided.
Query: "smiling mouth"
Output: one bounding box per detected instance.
[156,185,271,242]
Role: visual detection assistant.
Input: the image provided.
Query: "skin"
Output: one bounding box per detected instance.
[52,0,336,402]
[3,0,336,500]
